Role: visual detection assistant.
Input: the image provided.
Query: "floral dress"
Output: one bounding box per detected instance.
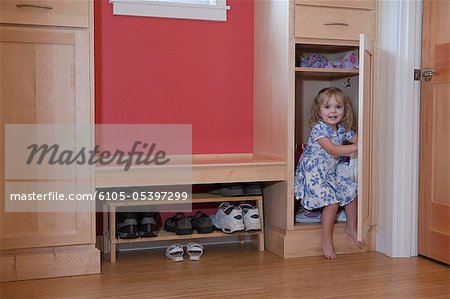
[294,121,357,210]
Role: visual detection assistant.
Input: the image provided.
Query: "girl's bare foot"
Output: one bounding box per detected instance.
[345,227,365,249]
[322,238,337,260]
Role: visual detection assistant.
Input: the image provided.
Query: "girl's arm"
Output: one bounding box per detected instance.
[317,137,358,157]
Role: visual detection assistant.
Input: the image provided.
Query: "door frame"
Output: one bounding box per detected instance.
[376,0,422,257]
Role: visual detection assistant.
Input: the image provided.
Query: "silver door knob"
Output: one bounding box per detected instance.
[422,68,435,82]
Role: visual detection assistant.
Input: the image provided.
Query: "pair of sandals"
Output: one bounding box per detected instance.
[165,243,204,262]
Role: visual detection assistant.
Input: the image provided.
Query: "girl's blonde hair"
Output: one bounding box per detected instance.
[308,87,356,131]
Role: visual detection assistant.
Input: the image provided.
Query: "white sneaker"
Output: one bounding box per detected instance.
[211,203,245,233]
[239,204,261,231]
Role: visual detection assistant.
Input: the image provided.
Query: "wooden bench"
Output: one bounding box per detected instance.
[96,153,287,262]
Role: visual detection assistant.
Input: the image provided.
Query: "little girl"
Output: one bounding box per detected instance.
[294,87,363,260]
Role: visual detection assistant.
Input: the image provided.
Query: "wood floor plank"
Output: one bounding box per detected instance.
[1,244,449,298]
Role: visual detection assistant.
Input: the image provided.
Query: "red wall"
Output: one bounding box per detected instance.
[94,0,254,154]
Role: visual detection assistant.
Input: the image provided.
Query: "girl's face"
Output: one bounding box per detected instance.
[319,95,345,129]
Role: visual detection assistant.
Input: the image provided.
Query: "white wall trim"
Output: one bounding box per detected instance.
[109,0,230,21]
[376,0,421,257]
[410,0,422,258]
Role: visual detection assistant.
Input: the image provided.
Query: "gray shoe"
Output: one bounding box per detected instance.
[209,184,245,197]
[243,183,262,195]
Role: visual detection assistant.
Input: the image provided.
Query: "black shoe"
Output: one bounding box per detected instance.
[164,212,186,233]
[138,212,160,238]
[164,212,194,235]
[175,216,193,235]
[191,211,214,234]
[116,212,139,239]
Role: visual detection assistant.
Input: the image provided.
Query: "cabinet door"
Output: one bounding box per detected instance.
[357,34,374,241]
[0,27,94,249]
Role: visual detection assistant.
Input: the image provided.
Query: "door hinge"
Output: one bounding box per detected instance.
[414,69,421,81]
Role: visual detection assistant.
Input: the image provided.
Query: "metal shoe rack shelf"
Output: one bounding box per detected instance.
[104,193,264,263]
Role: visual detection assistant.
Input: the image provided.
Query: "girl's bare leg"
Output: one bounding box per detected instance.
[321,203,339,260]
[344,198,365,249]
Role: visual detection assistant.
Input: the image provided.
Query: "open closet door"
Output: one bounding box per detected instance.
[357,33,374,241]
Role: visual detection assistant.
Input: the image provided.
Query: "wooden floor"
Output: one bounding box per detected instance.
[1,244,449,298]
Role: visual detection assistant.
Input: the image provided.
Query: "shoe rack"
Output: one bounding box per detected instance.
[104,193,264,263]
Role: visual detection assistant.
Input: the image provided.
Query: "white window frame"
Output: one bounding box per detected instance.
[109,0,230,21]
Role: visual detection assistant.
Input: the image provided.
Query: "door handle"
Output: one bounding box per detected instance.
[323,22,349,26]
[16,4,53,10]
[422,68,435,82]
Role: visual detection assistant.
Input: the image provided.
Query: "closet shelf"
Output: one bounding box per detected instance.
[295,67,359,78]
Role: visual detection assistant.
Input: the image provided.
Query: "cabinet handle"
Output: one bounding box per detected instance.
[16,3,53,10]
[324,22,349,26]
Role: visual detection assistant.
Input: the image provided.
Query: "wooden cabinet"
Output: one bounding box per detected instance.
[254,0,377,257]
[0,0,99,282]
